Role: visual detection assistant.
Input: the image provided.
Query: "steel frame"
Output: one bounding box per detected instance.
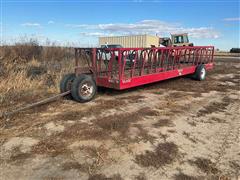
[75,46,214,90]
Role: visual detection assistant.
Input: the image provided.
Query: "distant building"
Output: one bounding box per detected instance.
[99,34,159,48]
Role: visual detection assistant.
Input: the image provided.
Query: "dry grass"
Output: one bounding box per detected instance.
[55,107,158,145]
[133,124,156,143]
[53,99,127,122]
[0,43,75,114]
[210,117,227,123]
[189,158,220,174]
[7,146,32,164]
[158,132,169,141]
[167,129,177,133]
[153,119,174,128]
[88,174,123,180]
[29,107,159,159]
[135,142,179,168]
[197,97,231,117]
[62,145,110,175]
[62,161,88,172]
[57,122,109,143]
[93,107,158,139]
[80,145,110,174]
[134,173,147,180]
[214,51,240,57]
[174,172,198,180]
[31,136,69,157]
[182,131,197,143]
[119,95,145,103]
[188,121,197,126]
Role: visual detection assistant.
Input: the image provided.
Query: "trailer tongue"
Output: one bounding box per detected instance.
[61,46,214,102]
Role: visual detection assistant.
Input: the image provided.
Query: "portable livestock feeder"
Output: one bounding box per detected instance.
[60,46,214,102]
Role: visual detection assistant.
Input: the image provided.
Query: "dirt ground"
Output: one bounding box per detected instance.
[0,57,239,180]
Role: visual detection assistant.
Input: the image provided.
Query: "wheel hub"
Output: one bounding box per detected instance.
[200,68,206,79]
[80,82,93,97]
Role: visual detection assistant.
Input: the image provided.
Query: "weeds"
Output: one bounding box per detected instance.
[197,97,231,117]
[7,146,32,165]
[93,107,158,138]
[174,172,198,180]
[135,173,147,180]
[31,136,69,157]
[88,174,123,180]
[182,131,197,143]
[62,161,86,171]
[189,158,220,174]
[0,42,75,112]
[153,119,174,128]
[188,121,197,126]
[135,142,178,168]
[62,145,109,175]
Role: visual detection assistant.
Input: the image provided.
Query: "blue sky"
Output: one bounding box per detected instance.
[1,0,239,50]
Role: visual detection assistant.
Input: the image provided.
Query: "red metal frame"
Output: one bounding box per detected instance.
[75,46,214,90]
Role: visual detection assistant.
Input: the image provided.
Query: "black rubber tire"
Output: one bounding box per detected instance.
[71,74,97,103]
[193,64,206,81]
[60,73,75,93]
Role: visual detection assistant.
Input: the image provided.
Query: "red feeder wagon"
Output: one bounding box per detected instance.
[60,46,214,102]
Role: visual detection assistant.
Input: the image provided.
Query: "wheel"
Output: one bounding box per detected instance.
[193,64,206,81]
[60,73,75,93]
[71,74,97,103]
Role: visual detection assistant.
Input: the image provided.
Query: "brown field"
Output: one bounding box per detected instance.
[0,45,239,180]
[214,51,240,57]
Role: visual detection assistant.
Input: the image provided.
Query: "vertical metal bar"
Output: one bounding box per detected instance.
[92,48,96,78]
[150,49,156,73]
[121,51,127,79]
[203,48,208,64]
[201,48,205,64]
[107,51,114,79]
[199,48,203,64]
[177,49,182,69]
[131,50,137,78]
[167,49,173,70]
[155,50,160,72]
[160,49,165,72]
[153,49,157,73]
[193,48,196,65]
[188,48,191,64]
[172,49,177,70]
[166,49,170,70]
[99,51,103,76]
[183,48,187,67]
[209,48,212,63]
[194,48,197,65]
[211,47,214,63]
[194,48,199,65]
[207,48,212,63]
[118,49,122,83]
[97,51,101,75]
[149,50,153,73]
[141,50,147,75]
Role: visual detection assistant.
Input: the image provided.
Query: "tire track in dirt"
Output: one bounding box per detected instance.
[187,94,240,178]
[150,91,239,179]
[212,102,240,177]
